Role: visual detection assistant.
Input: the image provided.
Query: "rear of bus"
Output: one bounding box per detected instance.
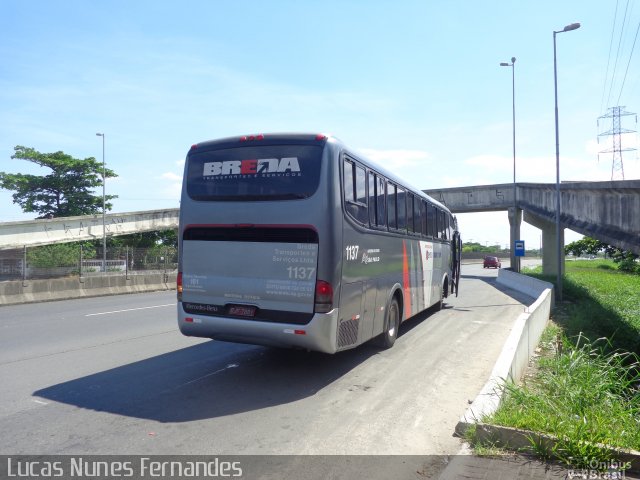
[177,134,342,353]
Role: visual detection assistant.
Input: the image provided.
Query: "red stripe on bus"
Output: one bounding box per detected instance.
[402,240,411,318]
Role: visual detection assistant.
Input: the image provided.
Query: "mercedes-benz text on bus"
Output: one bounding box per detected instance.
[177,133,462,354]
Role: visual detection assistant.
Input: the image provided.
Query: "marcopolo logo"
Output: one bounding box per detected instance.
[203,157,301,177]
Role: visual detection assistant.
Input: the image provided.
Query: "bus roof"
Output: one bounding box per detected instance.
[189,133,330,151]
[188,132,451,214]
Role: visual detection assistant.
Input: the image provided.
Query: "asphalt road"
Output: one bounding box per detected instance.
[0,263,534,457]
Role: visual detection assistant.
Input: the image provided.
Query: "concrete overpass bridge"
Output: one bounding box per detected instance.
[0,180,638,276]
[424,179,640,275]
[0,209,179,249]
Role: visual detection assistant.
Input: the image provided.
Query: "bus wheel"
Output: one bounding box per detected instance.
[379,298,400,349]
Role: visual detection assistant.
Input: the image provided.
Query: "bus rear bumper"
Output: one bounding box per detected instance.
[177,303,339,354]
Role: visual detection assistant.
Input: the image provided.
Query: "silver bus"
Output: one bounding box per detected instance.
[177,133,461,354]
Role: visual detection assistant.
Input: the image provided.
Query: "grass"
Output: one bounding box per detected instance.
[524,259,640,354]
[470,259,640,469]
[491,333,640,465]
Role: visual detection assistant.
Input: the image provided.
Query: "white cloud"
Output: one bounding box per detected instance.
[584,137,640,180]
[585,139,603,156]
[163,181,182,200]
[159,170,183,200]
[464,154,511,171]
[161,172,182,182]
[460,150,639,184]
[356,148,430,169]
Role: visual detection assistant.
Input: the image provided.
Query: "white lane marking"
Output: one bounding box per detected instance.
[33,399,48,405]
[85,303,176,317]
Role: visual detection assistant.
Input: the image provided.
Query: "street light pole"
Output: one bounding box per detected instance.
[553,22,580,302]
[96,133,106,273]
[500,57,518,272]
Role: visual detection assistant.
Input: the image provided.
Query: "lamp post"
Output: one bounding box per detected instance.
[500,56,518,272]
[553,22,580,302]
[95,133,106,273]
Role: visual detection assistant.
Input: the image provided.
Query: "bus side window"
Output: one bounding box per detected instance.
[387,183,397,230]
[343,159,354,201]
[368,172,387,229]
[445,215,451,240]
[420,200,427,237]
[343,159,368,225]
[438,210,446,239]
[426,202,436,238]
[397,187,407,231]
[356,165,367,205]
[415,197,422,236]
[368,172,376,226]
[376,176,386,228]
[406,194,414,233]
[444,211,449,239]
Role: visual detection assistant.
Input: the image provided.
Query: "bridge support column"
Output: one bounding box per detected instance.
[542,225,564,277]
[508,207,522,272]
[523,211,564,277]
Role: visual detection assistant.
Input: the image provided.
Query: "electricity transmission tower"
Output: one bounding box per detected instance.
[597,106,637,180]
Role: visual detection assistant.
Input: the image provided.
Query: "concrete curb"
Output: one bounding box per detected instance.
[455,270,553,436]
[456,270,640,473]
[472,423,640,473]
[0,272,177,306]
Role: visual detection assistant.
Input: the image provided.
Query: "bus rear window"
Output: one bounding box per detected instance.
[186,145,323,201]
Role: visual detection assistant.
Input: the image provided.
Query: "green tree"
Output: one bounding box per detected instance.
[105,230,178,269]
[27,242,96,268]
[565,237,638,273]
[108,230,177,249]
[0,145,117,218]
[606,247,639,273]
[565,237,605,257]
[462,241,501,254]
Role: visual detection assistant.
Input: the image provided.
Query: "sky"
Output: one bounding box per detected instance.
[1,0,639,249]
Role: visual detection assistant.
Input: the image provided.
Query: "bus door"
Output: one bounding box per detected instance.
[419,241,435,307]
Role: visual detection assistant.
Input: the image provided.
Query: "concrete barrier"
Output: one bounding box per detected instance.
[0,272,177,306]
[455,270,554,435]
[496,268,555,305]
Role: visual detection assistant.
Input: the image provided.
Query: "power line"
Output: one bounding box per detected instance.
[616,19,640,105]
[601,0,620,114]
[606,0,632,109]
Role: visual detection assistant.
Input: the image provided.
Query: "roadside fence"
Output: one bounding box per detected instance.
[0,245,178,283]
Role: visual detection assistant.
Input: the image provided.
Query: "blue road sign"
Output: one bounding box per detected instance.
[515,240,525,257]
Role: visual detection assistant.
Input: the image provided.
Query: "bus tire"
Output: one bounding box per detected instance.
[378,298,400,349]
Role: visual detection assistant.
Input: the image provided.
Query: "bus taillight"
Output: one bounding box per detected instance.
[239,134,265,142]
[314,280,333,313]
[177,272,183,301]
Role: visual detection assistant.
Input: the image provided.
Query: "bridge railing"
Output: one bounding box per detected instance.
[0,245,178,282]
